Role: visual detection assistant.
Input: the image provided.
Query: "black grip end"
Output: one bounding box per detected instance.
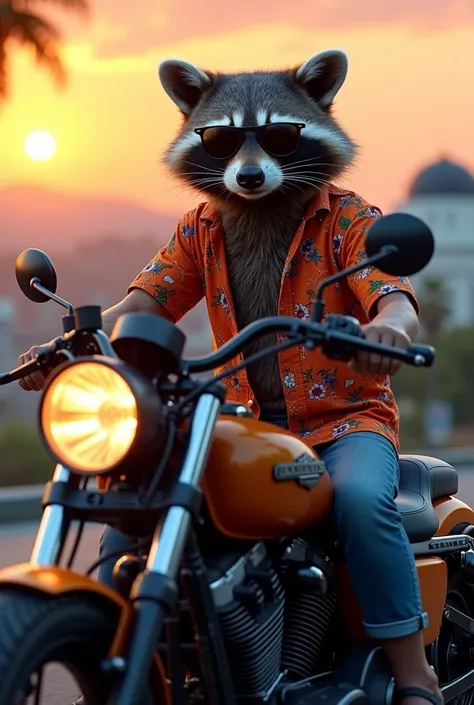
[408,344,435,367]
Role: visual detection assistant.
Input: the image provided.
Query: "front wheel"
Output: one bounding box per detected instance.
[0,590,155,705]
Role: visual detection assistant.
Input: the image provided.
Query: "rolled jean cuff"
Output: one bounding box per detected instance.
[363,612,429,639]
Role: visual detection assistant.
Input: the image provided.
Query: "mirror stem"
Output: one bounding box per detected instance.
[310,245,398,323]
[30,278,74,315]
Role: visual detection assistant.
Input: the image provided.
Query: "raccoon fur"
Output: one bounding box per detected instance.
[158,50,357,412]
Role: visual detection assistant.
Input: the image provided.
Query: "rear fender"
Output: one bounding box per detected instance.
[434,496,474,536]
[0,563,170,704]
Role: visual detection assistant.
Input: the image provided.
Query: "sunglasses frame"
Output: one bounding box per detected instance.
[194,122,306,160]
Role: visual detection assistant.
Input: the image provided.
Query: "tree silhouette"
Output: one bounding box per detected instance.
[417,276,452,446]
[417,276,451,343]
[0,0,89,100]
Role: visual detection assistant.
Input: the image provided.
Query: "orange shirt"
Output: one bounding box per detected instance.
[129,185,418,451]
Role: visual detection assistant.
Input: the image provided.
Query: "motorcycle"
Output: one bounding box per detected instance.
[0,212,473,705]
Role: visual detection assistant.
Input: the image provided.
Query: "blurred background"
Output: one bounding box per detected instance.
[1,0,474,488]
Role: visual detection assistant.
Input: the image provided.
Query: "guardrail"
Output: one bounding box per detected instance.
[2,447,474,525]
[0,480,98,525]
[0,484,44,524]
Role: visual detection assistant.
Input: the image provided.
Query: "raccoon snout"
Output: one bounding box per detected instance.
[236,166,265,190]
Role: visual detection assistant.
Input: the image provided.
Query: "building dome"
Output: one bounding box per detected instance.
[409,158,474,197]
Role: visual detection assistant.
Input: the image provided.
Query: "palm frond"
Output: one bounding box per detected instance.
[0,0,89,101]
[6,9,67,87]
[0,48,7,99]
[17,0,90,19]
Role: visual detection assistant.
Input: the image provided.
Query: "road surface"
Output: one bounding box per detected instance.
[2,469,474,704]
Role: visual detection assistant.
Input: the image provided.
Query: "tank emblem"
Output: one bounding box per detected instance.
[273,453,326,490]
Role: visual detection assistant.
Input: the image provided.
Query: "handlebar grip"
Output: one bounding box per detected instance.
[405,344,435,368]
[0,358,40,386]
[0,338,65,386]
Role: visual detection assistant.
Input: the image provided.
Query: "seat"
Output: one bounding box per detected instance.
[395,455,459,542]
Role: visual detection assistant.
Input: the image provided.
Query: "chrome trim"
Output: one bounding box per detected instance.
[411,534,474,556]
[263,671,285,702]
[210,542,267,608]
[441,666,474,701]
[93,329,117,357]
[30,464,70,565]
[146,393,221,578]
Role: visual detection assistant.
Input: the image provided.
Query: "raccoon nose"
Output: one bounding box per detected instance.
[236,166,265,190]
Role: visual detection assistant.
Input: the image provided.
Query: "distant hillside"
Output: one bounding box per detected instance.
[0,185,179,252]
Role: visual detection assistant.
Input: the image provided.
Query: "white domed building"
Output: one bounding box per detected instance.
[395,158,474,328]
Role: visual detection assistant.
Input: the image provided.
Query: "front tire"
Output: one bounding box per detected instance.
[0,589,154,704]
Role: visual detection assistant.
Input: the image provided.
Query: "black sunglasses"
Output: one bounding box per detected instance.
[194,122,306,160]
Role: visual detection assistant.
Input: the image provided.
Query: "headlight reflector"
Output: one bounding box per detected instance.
[41,360,149,474]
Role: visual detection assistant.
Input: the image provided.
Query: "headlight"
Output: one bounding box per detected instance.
[40,357,165,475]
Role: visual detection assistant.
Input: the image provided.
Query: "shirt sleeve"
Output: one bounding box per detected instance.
[338,204,419,320]
[128,210,205,322]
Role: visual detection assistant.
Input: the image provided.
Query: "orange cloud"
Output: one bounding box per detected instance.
[2,16,474,223]
[65,0,474,56]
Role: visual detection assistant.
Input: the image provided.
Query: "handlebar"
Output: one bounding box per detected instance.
[181,316,435,374]
[182,316,300,373]
[0,315,435,387]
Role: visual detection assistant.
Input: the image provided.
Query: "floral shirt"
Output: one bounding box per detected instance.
[129,185,418,451]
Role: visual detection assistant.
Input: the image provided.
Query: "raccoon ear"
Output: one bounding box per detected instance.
[295,49,348,109]
[158,59,212,115]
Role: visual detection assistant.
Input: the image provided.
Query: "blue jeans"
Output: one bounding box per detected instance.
[97,416,428,640]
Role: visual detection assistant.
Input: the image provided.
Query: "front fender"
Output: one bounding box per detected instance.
[0,562,126,607]
[0,563,170,704]
[0,562,131,655]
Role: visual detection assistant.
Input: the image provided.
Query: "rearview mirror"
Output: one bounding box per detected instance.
[365,213,434,277]
[15,248,58,303]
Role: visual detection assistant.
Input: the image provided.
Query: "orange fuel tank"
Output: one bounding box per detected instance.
[202,416,334,541]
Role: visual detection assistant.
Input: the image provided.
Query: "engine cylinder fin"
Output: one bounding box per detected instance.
[212,555,286,698]
[282,589,339,679]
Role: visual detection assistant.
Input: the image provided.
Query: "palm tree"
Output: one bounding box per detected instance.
[0,0,89,100]
[417,276,452,448]
[417,276,451,343]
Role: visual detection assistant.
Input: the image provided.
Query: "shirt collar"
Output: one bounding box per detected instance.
[199,183,351,226]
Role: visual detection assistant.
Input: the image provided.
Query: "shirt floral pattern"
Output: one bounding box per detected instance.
[129,185,418,451]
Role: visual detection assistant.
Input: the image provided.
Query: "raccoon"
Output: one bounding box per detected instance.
[158,50,357,412]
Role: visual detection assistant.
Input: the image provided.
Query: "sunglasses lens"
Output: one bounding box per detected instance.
[200,126,242,159]
[260,123,301,156]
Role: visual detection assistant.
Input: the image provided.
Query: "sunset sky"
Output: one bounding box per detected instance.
[1,0,474,221]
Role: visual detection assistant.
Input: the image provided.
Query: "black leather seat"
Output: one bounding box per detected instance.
[396,455,458,542]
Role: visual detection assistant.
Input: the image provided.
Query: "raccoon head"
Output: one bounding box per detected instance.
[159,50,357,208]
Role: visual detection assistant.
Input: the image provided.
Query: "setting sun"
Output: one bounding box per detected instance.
[23,130,57,162]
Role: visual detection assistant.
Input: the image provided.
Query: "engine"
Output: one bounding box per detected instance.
[208,537,338,701]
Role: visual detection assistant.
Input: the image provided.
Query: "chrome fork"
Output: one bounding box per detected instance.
[114,390,223,705]
[146,391,221,577]
[30,464,71,565]
[30,330,115,566]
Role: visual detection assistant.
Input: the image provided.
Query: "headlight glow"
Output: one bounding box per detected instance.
[41,360,144,474]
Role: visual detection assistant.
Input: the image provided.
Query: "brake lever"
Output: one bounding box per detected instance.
[322,328,435,368]
[319,315,364,362]
[315,315,435,368]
